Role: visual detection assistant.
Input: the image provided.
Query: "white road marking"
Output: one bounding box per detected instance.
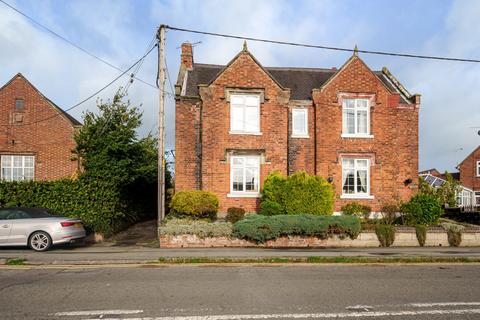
[345,305,374,312]
[408,301,480,307]
[54,309,143,316]
[81,308,480,320]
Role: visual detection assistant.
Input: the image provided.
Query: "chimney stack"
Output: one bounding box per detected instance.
[181,42,193,70]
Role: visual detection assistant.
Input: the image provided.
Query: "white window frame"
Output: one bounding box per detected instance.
[228,155,260,198]
[229,94,261,135]
[1,155,35,181]
[475,192,480,206]
[341,98,373,138]
[291,108,309,138]
[340,158,374,199]
[476,160,480,177]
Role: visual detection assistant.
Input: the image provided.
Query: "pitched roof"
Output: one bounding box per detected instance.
[458,145,480,167]
[183,63,413,103]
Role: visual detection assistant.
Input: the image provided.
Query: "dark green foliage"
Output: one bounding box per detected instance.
[261,171,334,216]
[400,194,443,225]
[170,190,219,220]
[419,172,461,208]
[259,200,284,216]
[232,214,361,243]
[415,225,427,247]
[0,179,128,236]
[375,225,396,247]
[341,202,371,219]
[226,207,245,223]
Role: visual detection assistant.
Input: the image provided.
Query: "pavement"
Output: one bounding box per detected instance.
[1,264,480,319]
[2,244,480,265]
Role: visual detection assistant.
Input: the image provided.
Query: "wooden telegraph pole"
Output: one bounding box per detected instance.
[157,25,166,239]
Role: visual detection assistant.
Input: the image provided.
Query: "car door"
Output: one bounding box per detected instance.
[7,209,32,245]
[0,209,15,244]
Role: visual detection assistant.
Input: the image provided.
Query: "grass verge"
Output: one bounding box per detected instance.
[157,256,480,264]
[5,258,26,266]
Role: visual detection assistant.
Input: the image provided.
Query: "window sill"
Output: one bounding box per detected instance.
[341,134,374,139]
[291,134,310,139]
[341,194,374,200]
[227,193,260,198]
[229,131,263,136]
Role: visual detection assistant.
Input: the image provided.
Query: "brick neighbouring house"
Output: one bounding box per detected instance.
[457,145,480,206]
[0,73,81,181]
[174,42,420,213]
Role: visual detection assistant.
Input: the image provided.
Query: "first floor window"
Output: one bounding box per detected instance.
[230,94,260,134]
[231,156,260,194]
[342,158,370,196]
[292,108,308,137]
[476,160,480,177]
[342,98,370,136]
[1,155,34,181]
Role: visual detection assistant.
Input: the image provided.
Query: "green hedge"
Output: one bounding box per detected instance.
[232,214,360,243]
[261,171,334,215]
[160,218,233,238]
[0,179,129,236]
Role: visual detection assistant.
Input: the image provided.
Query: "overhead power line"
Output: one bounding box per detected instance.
[166,25,480,63]
[3,43,158,127]
[0,0,158,89]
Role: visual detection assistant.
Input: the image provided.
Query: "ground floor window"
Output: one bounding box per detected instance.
[341,158,370,197]
[476,192,480,206]
[230,155,260,195]
[1,155,34,181]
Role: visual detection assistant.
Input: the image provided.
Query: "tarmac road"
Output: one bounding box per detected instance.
[1,264,480,319]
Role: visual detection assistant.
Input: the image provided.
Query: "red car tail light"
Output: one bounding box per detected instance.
[60,221,75,227]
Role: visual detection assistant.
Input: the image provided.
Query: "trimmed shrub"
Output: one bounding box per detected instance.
[170,190,219,220]
[415,224,427,247]
[341,202,371,219]
[400,194,443,225]
[160,218,232,238]
[441,222,463,247]
[226,207,245,223]
[375,225,396,247]
[261,171,334,216]
[259,200,284,216]
[232,214,361,243]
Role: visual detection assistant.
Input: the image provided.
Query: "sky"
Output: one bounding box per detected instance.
[1,0,479,173]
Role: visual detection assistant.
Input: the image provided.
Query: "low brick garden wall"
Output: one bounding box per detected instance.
[159,227,480,248]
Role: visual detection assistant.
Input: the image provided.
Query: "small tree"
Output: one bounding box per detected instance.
[419,172,461,208]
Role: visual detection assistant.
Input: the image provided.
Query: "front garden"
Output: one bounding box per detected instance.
[160,171,480,248]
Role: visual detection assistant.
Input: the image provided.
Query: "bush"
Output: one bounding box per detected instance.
[170,190,219,220]
[226,207,245,223]
[375,225,396,247]
[232,214,361,243]
[261,171,334,216]
[415,224,427,247]
[381,203,399,225]
[400,194,443,225]
[259,200,284,216]
[0,179,129,236]
[160,218,232,238]
[341,202,371,219]
[441,222,463,247]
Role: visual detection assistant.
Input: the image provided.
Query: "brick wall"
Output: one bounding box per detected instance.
[459,147,480,191]
[0,74,79,180]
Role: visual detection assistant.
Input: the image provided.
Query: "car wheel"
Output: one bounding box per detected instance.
[29,231,52,252]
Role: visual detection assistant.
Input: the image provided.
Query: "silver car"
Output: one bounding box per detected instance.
[0,207,86,252]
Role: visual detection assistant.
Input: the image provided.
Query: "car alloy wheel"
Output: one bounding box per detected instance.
[29,231,51,252]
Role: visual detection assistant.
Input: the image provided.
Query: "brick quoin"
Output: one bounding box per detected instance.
[175,44,420,214]
[0,74,81,181]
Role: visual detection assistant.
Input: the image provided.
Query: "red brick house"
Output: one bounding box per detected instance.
[457,145,480,206]
[174,42,420,213]
[0,73,81,181]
